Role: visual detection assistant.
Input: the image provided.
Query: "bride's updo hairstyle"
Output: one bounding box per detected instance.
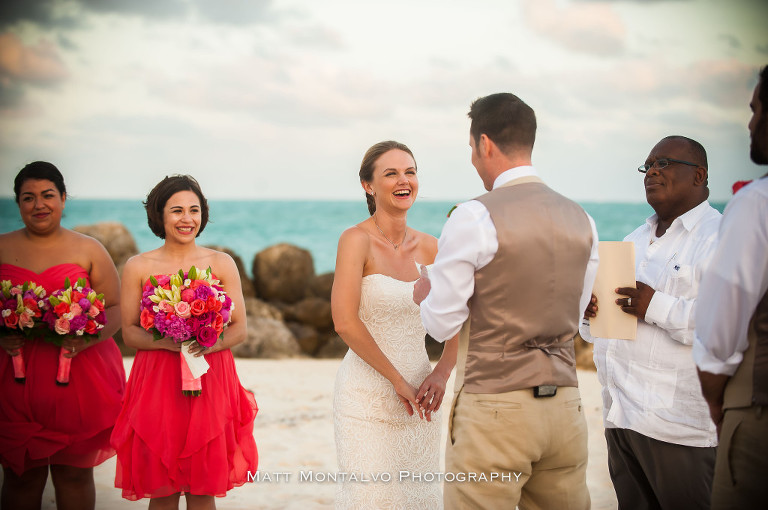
[359,140,416,216]
[14,161,67,203]
[144,174,209,239]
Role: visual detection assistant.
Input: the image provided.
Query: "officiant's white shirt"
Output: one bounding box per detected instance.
[420,166,599,342]
[581,200,721,447]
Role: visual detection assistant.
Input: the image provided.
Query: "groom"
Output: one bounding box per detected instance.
[414,92,598,509]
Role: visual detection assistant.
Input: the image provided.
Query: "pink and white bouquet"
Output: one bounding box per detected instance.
[1,280,48,382]
[139,266,233,396]
[42,277,106,385]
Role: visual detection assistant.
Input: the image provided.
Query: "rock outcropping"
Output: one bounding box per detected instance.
[73,222,139,274]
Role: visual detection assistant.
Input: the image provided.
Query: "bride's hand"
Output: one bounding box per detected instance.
[416,370,449,418]
[393,378,424,420]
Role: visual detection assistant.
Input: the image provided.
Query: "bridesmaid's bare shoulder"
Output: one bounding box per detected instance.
[122,250,163,282]
[0,230,26,263]
[61,228,114,263]
[204,247,240,280]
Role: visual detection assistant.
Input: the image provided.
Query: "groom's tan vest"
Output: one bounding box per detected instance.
[723,289,768,409]
[460,178,593,394]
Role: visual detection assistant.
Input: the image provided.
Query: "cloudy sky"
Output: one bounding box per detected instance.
[0,0,766,203]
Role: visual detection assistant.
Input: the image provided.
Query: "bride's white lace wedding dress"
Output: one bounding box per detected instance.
[333,273,442,509]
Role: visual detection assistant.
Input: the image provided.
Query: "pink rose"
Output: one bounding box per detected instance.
[19,313,34,329]
[174,301,191,319]
[159,301,174,313]
[181,288,195,303]
[69,302,83,317]
[88,305,100,318]
[197,326,218,347]
[54,317,71,335]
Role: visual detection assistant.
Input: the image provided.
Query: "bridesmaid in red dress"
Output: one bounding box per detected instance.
[0,161,126,510]
[112,175,257,510]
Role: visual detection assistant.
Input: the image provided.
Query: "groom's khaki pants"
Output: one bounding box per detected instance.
[444,386,590,510]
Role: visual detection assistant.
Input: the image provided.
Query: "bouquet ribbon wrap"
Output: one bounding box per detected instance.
[56,347,72,385]
[180,341,209,396]
[12,350,25,382]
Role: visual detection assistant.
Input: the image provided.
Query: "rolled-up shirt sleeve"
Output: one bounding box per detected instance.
[420,201,497,342]
[693,181,768,375]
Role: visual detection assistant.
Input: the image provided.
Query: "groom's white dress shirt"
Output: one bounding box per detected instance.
[420,166,599,342]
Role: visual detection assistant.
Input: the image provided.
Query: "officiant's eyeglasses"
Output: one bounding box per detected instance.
[637,158,700,173]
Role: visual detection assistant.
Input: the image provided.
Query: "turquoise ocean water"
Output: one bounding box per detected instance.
[0,199,726,275]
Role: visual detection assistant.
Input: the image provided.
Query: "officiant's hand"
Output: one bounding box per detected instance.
[412,264,431,305]
[583,294,598,319]
[616,281,654,320]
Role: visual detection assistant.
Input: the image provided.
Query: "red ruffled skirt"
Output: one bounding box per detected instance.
[0,263,126,475]
[111,348,258,500]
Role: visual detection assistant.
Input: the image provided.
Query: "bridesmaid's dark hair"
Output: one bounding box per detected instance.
[14,161,67,203]
[144,174,209,239]
[359,140,416,216]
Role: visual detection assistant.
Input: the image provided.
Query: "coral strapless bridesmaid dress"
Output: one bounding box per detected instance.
[110,279,258,500]
[0,263,126,475]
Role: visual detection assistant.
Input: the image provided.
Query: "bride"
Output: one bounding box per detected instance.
[332,141,458,509]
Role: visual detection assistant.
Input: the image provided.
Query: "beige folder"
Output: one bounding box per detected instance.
[590,241,637,340]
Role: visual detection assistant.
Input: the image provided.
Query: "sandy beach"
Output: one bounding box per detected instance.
[26,358,617,509]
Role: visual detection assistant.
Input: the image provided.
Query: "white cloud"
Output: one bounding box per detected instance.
[0,0,766,204]
[522,0,627,56]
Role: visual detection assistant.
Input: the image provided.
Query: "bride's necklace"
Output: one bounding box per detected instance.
[373,213,407,250]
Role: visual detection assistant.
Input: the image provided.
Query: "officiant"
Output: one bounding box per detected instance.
[580,135,721,509]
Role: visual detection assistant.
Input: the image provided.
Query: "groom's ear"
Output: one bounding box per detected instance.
[479,134,494,159]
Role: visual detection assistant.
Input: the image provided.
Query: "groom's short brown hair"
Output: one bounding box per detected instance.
[468,93,536,154]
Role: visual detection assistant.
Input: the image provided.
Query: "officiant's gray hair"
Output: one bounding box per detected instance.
[359,140,416,216]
